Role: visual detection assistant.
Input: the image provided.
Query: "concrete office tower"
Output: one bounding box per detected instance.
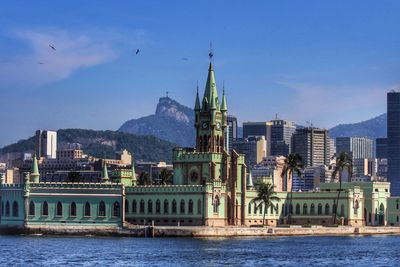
[336,137,373,159]
[243,121,271,156]
[232,136,267,168]
[35,130,57,159]
[292,127,330,167]
[270,119,296,157]
[388,91,400,195]
[226,115,238,151]
[376,138,388,159]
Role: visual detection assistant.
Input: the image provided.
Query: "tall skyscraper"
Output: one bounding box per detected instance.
[232,136,267,168]
[226,115,237,151]
[292,127,330,167]
[376,137,388,159]
[270,119,296,156]
[336,137,373,159]
[387,91,400,195]
[35,130,57,159]
[243,121,271,156]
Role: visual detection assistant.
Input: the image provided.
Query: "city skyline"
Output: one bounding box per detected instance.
[1,1,398,147]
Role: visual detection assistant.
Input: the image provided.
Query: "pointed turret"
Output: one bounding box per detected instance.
[210,88,217,110]
[247,172,254,189]
[30,154,40,183]
[220,89,227,112]
[131,161,137,186]
[102,162,109,183]
[194,87,200,111]
[202,62,219,111]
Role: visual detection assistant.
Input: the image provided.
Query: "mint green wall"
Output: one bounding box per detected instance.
[0,185,25,227]
[125,185,205,224]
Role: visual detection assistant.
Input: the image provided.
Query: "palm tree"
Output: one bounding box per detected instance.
[281,153,303,224]
[331,151,352,224]
[159,169,173,185]
[137,171,151,185]
[251,182,280,225]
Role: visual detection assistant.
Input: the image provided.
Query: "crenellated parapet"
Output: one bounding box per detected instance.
[126,184,205,193]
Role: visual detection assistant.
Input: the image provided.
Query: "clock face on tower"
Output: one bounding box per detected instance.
[202,121,209,129]
[216,122,221,130]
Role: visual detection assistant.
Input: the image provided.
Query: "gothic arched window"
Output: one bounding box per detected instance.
[70,202,77,217]
[56,202,63,217]
[113,202,120,217]
[29,201,35,216]
[164,200,169,214]
[42,201,48,216]
[99,201,106,217]
[85,202,91,217]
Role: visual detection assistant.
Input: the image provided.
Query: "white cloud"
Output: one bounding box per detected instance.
[0,28,150,88]
[277,81,388,127]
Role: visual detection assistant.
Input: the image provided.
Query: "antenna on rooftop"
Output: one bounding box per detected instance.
[166,91,169,98]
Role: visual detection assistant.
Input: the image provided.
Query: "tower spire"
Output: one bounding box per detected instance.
[202,50,219,111]
[221,85,227,112]
[194,82,200,111]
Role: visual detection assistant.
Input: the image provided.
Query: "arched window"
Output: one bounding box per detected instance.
[333,204,337,215]
[340,204,345,217]
[180,200,185,214]
[197,199,202,215]
[164,200,169,214]
[13,201,18,217]
[70,202,77,217]
[5,201,10,216]
[276,203,279,215]
[254,203,258,214]
[140,200,145,214]
[295,204,300,215]
[125,199,129,213]
[270,204,274,215]
[113,202,120,217]
[248,203,252,214]
[310,204,315,215]
[42,201,48,216]
[99,201,106,217]
[29,201,35,216]
[325,203,330,215]
[288,204,293,215]
[172,200,177,214]
[56,202,63,217]
[188,200,193,214]
[317,203,322,215]
[148,200,153,214]
[84,202,91,217]
[156,200,161,214]
[260,203,264,215]
[397,200,399,210]
[303,203,308,215]
[213,196,220,214]
[132,200,137,213]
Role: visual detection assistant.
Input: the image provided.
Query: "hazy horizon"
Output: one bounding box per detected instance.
[1,1,396,147]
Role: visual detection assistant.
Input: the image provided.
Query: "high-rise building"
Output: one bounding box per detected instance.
[226,115,238,151]
[376,138,388,159]
[270,119,296,156]
[292,127,330,167]
[388,91,400,195]
[232,136,266,168]
[243,122,270,139]
[336,137,373,159]
[35,130,57,159]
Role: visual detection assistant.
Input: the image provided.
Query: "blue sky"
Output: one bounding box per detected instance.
[0,1,398,146]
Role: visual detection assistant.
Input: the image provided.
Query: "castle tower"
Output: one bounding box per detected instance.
[30,154,40,183]
[195,62,227,153]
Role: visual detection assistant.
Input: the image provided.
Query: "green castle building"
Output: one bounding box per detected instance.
[0,61,399,234]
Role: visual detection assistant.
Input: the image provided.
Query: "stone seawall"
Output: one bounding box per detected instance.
[151,226,400,237]
[2,225,400,237]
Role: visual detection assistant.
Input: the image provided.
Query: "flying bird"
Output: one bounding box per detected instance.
[135,49,140,55]
[182,58,188,61]
[37,62,44,65]
[49,44,56,51]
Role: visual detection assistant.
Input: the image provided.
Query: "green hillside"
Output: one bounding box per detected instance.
[0,129,177,162]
